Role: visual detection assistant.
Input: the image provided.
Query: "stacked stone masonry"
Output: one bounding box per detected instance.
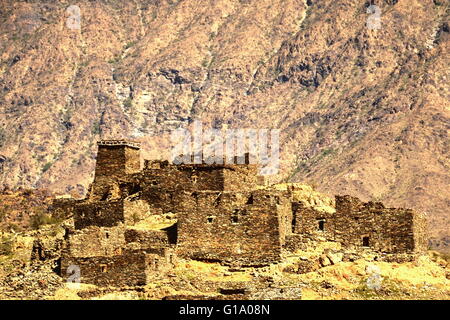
[56,140,428,287]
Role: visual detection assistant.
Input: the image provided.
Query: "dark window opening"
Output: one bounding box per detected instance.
[52,258,61,274]
[318,220,325,231]
[105,232,109,239]
[362,236,370,247]
[207,216,214,223]
[163,223,178,244]
[129,183,142,195]
[231,210,239,224]
[100,265,107,273]
[246,195,254,204]
[292,215,297,233]
[100,191,110,201]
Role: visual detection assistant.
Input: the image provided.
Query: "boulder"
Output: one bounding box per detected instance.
[327,252,344,265]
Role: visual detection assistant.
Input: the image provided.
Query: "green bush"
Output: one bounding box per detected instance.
[124,41,136,49]
[0,206,8,221]
[42,162,52,173]
[30,210,61,230]
[123,97,132,109]
[0,127,5,147]
[0,235,13,256]
[92,121,101,135]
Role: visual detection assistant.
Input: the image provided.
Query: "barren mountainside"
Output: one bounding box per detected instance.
[0,0,448,249]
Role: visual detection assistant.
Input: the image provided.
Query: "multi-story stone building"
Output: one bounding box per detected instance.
[56,140,427,287]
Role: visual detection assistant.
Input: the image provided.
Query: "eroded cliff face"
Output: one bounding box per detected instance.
[0,0,448,247]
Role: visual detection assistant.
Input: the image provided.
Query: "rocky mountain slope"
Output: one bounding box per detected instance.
[0,0,448,249]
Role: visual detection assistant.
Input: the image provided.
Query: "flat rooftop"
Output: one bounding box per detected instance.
[97,140,141,149]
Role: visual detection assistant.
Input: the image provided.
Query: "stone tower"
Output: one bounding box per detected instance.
[91,140,141,200]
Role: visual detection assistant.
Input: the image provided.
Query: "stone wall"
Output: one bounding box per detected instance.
[91,142,140,200]
[333,195,426,253]
[286,196,427,254]
[73,200,124,229]
[65,226,126,258]
[94,141,140,178]
[222,165,260,191]
[412,210,428,252]
[61,249,148,287]
[61,247,175,287]
[51,198,80,220]
[124,228,171,249]
[142,160,261,192]
[291,202,335,241]
[176,190,287,266]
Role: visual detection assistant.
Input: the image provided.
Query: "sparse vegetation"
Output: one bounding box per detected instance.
[108,55,122,64]
[92,121,101,135]
[0,206,8,222]
[42,162,52,173]
[123,97,133,109]
[0,127,5,147]
[30,209,61,230]
[0,234,13,256]
[124,41,136,49]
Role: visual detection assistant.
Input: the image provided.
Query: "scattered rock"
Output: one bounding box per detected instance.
[327,252,344,265]
[319,255,331,267]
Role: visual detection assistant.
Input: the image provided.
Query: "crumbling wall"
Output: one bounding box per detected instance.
[51,198,80,220]
[333,195,426,253]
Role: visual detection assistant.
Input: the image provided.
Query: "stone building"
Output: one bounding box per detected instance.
[177,190,292,266]
[287,196,427,253]
[57,140,427,287]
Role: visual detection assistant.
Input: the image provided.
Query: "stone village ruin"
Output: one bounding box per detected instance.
[53,140,427,288]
